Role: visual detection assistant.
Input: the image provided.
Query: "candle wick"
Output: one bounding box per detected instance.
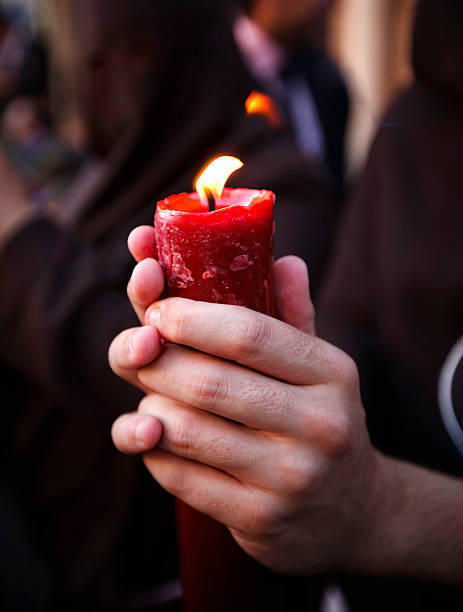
[205,187,215,212]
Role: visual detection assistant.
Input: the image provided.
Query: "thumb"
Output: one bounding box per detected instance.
[274,256,315,335]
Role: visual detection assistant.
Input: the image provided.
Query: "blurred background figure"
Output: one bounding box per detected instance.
[329,0,416,175]
[0,2,43,109]
[0,0,84,206]
[1,93,83,201]
[234,0,349,195]
[319,0,463,608]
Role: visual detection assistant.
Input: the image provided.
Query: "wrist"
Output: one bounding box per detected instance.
[346,451,407,575]
[335,448,396,575]
[345,451,463,583]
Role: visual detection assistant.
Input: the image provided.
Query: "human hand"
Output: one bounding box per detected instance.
[110,225,314,454]
[109,227,383,574]
[124,224,313,331]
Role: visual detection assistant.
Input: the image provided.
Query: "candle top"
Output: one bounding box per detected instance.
[157,187,275,216]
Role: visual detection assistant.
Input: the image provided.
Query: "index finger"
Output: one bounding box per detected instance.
[145,298,344,386]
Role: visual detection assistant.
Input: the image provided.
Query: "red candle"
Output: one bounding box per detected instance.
[155,187,275,316]
[154,157,287,612]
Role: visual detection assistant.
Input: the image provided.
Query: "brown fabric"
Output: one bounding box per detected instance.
[318,1,463,608]
[412,0,463,100]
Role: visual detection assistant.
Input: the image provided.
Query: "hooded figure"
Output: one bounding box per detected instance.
[319,0,463,608]
[0,0,336,610]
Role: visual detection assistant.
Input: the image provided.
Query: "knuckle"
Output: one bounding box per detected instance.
[165,300,189,343]
[328,414,353,456]
[168,413,195,457]
[245,498,283,538]
[193,370,229,405]
[299,397,354,458]
[277,454,318,496]
[318,411,353,457]
[233,314,272,359]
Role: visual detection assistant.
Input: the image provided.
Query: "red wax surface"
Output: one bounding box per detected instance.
[155,187,275,315]
[154,187,286,612]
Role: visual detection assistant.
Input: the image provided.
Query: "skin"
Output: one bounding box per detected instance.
[247,0,336,48]
[72,0,161,156]
[109,226,463,581]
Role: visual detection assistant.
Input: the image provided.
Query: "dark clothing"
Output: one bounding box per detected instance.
[282,46,350,195]
[319,84,463,612]
[318,1,463,607]
[319,82,463,475]
[0,2,337,609]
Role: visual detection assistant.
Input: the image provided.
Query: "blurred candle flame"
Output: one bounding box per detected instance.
[195,156,243,207]
[245,91,281,127]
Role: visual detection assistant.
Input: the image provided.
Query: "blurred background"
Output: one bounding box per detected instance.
[329,0,416,173]
[0,0,417,192]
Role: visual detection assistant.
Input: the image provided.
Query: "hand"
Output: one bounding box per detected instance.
[109,226,382,575]
[110,228,463,582]
[110,224,315,452]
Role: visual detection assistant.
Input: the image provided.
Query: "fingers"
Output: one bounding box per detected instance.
[108,325,162,391]
[127,258,165,323]
[137,344,305,435]
[128,225,156,262]
[138,393,300,488]
[111,411,163,455]
[142,448,265,533]
[145,298,342,386]
[274,256,315,335]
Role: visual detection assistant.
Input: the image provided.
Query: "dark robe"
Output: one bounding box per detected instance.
[318,1,463,608]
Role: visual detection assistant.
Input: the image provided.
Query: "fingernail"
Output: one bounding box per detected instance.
[128,328,144,354]
[135,421,146,448]
[128,331,136,354]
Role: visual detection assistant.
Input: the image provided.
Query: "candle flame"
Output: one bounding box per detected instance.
[245,91,281,127]
[195,156,243,207]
